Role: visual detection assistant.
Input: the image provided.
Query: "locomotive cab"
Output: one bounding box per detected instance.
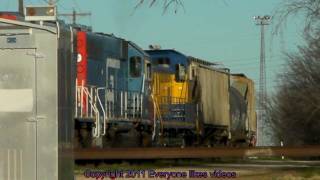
[175,64,187,82]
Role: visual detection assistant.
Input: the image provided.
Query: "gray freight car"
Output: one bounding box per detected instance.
[0,6,74,180]
[191,62,231,146]
[230,74,257,146]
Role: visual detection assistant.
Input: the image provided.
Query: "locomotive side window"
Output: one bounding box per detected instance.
[189,66,196,80]
[175,64,186,82]
[146,63,152,80]
[130,56,142,77]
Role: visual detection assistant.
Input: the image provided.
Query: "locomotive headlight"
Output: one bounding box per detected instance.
[77,54,83,63]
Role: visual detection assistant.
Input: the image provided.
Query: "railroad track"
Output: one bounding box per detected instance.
[74,146,320,160]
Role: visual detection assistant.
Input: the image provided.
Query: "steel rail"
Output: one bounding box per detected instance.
[74,146,320,160]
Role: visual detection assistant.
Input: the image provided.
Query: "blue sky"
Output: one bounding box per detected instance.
[2,0,304,93]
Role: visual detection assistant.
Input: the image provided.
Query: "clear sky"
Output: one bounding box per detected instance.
[2,0,305,93]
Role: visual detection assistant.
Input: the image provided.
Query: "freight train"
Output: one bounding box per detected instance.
[0,6,257,178]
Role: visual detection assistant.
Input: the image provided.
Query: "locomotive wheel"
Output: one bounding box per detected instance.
[102,128,116,148]
[181,138,186,148]
[74,129,81,149]
[153,135,166,147]
[140,131,152,147]
[79,126,93,148]
[206,141,212,148]
[231,140,249,148]
[126,128,140,147]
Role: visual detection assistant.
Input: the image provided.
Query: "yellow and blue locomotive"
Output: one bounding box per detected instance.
[146,48,257,147]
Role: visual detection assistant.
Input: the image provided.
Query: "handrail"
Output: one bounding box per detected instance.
[151,94,157,141]
[151,94,163,140]
[82,87,100,137]
[75,85,147,138]
[97,88,107,136]
[101,87,144,120]
[75,82,106,138]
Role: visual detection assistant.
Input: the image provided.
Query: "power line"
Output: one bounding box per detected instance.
[221,53,283,62]
[59,9,91,24]
[226,60,283,67]
[230,64,284,69]
[18,0,24,15]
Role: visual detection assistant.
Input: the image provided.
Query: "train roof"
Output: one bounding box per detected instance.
[129,41,150,57]
[231,73,247,78]
[231,73,255,84]
[145,49,186,57]
[146,49,218,66]
[188,56,218,66]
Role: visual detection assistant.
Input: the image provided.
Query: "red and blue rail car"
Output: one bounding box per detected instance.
[74,30,153,147]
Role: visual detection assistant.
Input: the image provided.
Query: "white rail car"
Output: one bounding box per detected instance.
[0,6,75,180]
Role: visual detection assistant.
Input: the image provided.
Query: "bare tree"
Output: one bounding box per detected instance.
[268,31,320,146]
[267,0,320,146]
[274,0,320,38]
[135,0,185,14]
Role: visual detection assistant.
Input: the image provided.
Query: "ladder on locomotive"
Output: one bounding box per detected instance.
[75,82,106,138]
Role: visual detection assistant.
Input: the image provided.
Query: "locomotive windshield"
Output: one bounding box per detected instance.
[157,57,170,66]
[130,56,142,77]
[175,64,186,82]
[146,63,152,80]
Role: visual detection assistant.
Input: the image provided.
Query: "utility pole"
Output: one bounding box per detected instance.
[254,15,271,146]
[18,0,24,15]
[59,9,91,24]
